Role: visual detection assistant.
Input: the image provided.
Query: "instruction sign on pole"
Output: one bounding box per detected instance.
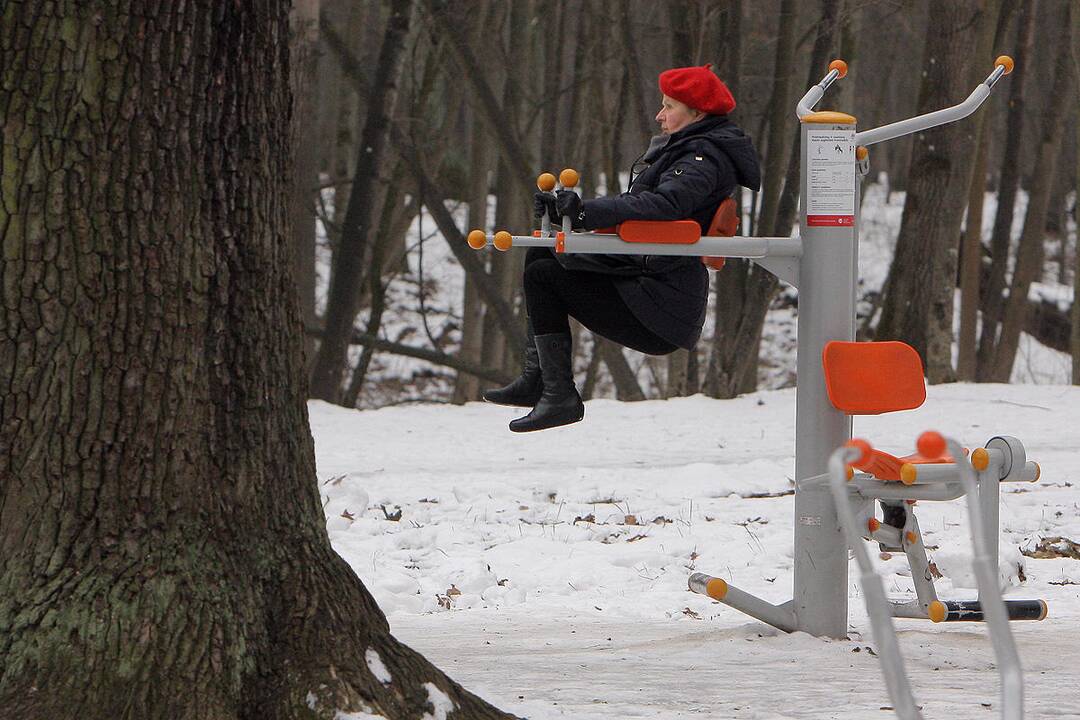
[806,127,855,227]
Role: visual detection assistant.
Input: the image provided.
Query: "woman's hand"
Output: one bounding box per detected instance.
[533,192,558,219]
[555,190,584,229]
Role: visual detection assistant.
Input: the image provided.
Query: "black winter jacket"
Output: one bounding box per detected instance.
[573,115,761,350]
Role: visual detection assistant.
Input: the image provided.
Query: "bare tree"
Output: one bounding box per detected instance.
[704,0,800,399]
[704,0,744,398]
[668,0,700,67]
[310,1,416,403]
[453,73,495,404]
[1074,3,1080,385]
[320,15,527,356]
[755,0,799,240]
[958,1,1013,381]
[976,0,1039,379]
[482,0,532,379]
[875,0,985,383]
[619,4,656,148]
[0,2,515,717]
[989,2,1076,382]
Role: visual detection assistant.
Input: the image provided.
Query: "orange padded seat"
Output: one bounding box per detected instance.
[614,197,738,246]
[822,341,926,415]
[823,341,940,482]
[617,219,701,244]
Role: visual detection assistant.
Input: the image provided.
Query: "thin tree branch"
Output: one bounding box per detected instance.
[306,325,514,386]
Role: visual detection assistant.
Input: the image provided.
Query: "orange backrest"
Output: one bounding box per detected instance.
[707,197,739,236]
[822,341,926,415]
[703,197,738,271]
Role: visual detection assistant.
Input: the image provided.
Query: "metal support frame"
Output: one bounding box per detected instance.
[824,434,1039,720]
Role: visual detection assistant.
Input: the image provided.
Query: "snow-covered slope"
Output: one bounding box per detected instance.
[312,384,1080,719]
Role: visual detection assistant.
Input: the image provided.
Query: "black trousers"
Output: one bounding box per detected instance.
[523,247,678,355]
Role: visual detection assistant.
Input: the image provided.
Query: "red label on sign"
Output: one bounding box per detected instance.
[807,215,854,227]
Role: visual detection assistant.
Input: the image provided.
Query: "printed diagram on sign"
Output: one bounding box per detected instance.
[806,127,856,226]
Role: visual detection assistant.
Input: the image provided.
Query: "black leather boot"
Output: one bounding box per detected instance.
[483,321,542,407]
[509,333,584,433]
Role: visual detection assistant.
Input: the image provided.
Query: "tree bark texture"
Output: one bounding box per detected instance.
[988,2,1075,382]
[309,1,414,403]
[976,0,1038,379]
[0,3,514,719]
[874,0,984,382]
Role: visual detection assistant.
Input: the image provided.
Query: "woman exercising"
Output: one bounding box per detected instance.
[485,64,762,432]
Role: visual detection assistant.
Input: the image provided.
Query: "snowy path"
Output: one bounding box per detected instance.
[390,611,1080,719]
[311,385,1080,719]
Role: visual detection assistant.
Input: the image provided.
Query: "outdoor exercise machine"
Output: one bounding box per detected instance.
[825,431,1033,720]
[467,56,1046,649]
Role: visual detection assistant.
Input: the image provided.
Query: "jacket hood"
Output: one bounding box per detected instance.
[668,115,762,192]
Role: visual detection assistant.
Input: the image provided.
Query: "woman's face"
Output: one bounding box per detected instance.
[656,95,703,134]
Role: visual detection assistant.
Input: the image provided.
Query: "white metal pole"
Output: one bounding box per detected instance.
[793,113,858,638]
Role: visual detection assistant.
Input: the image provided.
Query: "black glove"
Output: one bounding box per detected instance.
[533,192,558,220]
[555,190,585,229]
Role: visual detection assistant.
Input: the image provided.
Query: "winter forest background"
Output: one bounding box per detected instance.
[296,0,1079,409]
[3,1,1080,718]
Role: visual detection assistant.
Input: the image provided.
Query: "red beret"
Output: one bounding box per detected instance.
[658,64,736,116]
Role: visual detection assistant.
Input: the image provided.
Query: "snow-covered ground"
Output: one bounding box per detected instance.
[311,173,1078,716]
[311,385,1080,719]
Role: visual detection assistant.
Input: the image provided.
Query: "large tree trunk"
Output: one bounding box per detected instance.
[988,2,1075,382]
[976,0,1039,379]
[309,2,415,403]
[874,0,984,383]
[0,3,513,719]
